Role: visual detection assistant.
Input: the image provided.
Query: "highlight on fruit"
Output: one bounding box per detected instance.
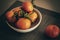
[45,25,59,38]
[5,2,38,30]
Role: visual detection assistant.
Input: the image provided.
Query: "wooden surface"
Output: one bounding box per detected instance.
[0,1,60,40]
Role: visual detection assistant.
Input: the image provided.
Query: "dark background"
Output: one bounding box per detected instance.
[0,0,60,40]
[0,0,60,16]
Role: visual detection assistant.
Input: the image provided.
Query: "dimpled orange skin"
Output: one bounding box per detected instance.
[29,12,38,22]
[5,11,16,22]
[59,30,60,33]
[22,2,33,12]
[45,25,59,38]
[16,18,31,30]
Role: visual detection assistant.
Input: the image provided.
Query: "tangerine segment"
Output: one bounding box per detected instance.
[12,7,21,12]
[29,12,38,22]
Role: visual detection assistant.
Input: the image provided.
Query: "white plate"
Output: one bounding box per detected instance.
[6,8,42,33]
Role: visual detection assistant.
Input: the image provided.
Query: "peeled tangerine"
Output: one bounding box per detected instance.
[22,2,33,12]
[12,7,21,16]
[45,25,59,38]
[29,12,38,22]
[12,7,21,12]
[5,11,16,22]
[16,18,31,30]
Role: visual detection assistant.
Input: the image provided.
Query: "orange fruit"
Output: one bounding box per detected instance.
[45,25,59,38]
[59,29,60,33]
[22,2,33,12]
[16,18,31,30]
[29,12,38,22]
[12,7,21,12]
[12,7,21,16]
[5,11,16,22]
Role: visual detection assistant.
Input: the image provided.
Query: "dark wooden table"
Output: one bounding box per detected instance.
[0,1,60,40]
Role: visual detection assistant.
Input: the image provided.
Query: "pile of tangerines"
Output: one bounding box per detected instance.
[5,2,60,38]
[5,2,38,30]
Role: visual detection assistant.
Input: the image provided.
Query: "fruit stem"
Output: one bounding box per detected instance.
[31,0,35,5]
